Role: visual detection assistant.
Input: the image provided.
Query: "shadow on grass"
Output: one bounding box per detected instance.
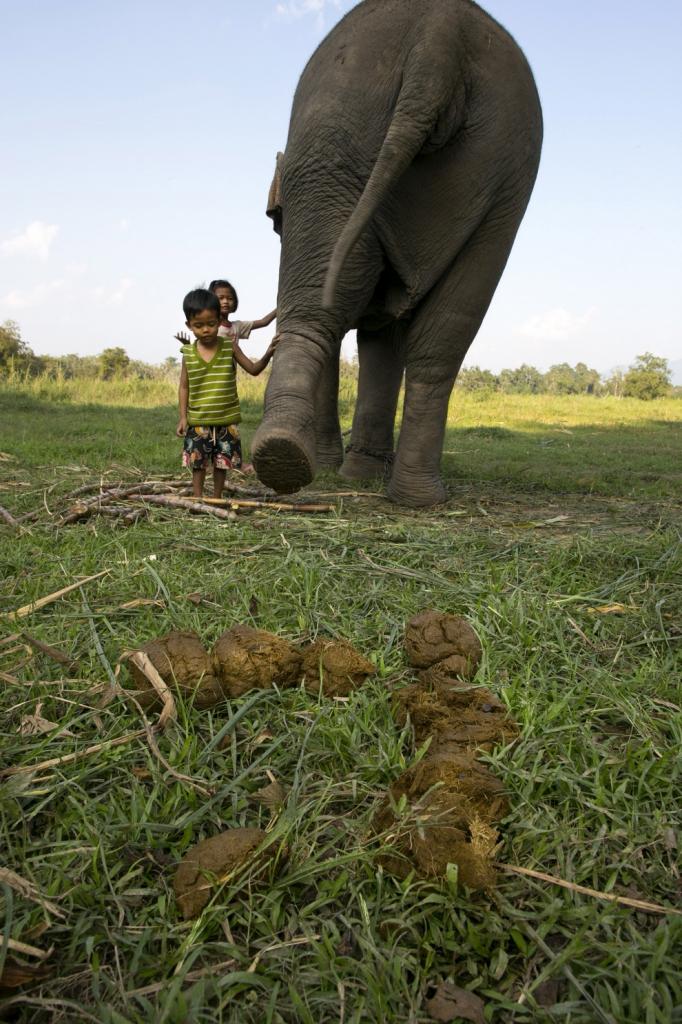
[1,390,680,500]
[441,420,682,498]
[0,392,267,478]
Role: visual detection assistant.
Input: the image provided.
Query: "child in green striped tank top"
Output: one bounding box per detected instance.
[176,289,279,499]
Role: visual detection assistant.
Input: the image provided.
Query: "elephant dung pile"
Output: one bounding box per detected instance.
[375,611,518,890]
[173,827,282,919]
[124,611,516,910]
[123,627,374,919]
[126,630,224,709]
[123,626,375,708]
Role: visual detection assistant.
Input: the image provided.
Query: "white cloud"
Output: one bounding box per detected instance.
[1,278,66,310]
[91,277,133,305]
[109,277,133,305]
[274,0,342,29]
[1,221,59,262]
[515,307,595,341]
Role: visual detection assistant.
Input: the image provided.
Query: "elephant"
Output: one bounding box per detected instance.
[253,0,542,507]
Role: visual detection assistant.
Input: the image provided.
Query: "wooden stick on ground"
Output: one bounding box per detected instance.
[14,510,40,524]
[497,862,682,916]
[183,496,334,514]
[0,505,22,528]
[97,506,149,526]
[137,494,237,521]
[56,484,163,526]
[6,570,110,622]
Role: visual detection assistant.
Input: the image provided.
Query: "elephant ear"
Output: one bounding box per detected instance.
[266,151,284,237]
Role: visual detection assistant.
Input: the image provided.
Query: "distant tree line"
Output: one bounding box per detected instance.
[457,353,675,399]
[0,321,179,382]
[0,319,677,400]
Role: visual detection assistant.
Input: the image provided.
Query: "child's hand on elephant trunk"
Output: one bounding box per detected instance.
[267,334,282,356]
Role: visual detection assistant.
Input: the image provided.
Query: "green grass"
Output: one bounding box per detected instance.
[0,380,681,1023]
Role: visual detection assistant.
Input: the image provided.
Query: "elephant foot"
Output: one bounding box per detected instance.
[252,427,315,494]
[386,468,448,508]
[315,434,344,469]
[340,445,393,481]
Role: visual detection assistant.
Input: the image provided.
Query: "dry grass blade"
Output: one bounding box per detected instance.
[144,726,213,797]
[125,695,213,797]
[0,868,64,919]
[117,598,165,611]
[0,729,147,778]
[127,651,177,728]
[126,958,238,997]
[21,634,79,671]
[498,862,682,915]
[0,936,53,960]
[6,570,110,621]
[19,703,74,738]
[247,934,321,974]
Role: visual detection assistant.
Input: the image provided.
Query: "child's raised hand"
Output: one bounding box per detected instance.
[174,331,190,345]
[267,333,281,355]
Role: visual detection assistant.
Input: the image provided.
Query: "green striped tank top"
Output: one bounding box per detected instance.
[181,339,241,426]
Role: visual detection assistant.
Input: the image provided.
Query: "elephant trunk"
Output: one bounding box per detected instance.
[252,319,339,494]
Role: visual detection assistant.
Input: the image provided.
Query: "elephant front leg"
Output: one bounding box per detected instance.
[340,321,406,481]
[252,333,322,493]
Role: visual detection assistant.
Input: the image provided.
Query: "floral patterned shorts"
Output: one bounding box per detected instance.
[182,425,243,471]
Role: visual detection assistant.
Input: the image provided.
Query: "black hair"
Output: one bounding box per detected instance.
[183,288,220,321]
[209,278,239,312]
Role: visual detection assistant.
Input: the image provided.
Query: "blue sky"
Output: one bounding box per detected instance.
[1,0,681,378]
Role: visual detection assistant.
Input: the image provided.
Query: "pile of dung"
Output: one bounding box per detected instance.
[376,610,517,891]
[301,639,376,697]
[173,827,280,919]
[404,610,482,675]
[123,627,377,920]
[123,628,375,707]
[212,625,302,697]
[125,630,223,709]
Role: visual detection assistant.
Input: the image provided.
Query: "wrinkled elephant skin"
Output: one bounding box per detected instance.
[253,0,543,507]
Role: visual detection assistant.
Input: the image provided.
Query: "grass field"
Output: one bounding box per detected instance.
[1,377,681,1023]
